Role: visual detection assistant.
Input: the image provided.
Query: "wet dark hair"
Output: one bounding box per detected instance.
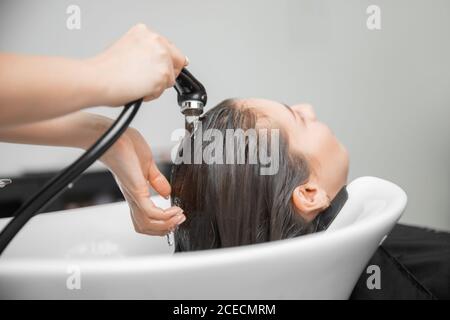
[170,99,315,252]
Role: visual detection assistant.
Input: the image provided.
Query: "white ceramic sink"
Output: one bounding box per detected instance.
[0,176,407,299]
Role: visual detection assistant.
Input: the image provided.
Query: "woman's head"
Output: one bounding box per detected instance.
[171,98,349,251]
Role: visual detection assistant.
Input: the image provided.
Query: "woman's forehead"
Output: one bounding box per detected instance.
[238,98,295,125]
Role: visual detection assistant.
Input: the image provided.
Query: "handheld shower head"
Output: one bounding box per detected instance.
[174,68,207,133]
[167,68,207,246]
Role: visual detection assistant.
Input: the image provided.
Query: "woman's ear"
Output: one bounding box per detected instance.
[292,181,330,222]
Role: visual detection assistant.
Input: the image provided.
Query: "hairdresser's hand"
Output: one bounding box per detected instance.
[89,23,188,106]
[101,127,186,236]
[0,24,187,127]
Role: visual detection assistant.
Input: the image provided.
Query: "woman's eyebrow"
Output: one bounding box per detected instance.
[281,102,306,125]
[281,103,296,120]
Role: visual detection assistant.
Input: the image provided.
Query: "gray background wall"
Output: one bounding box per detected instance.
[0,0,449,230]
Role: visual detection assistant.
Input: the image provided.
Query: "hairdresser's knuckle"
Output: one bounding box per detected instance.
[152,83,165,99]
[151,32,163,43]
[134,23,147,31]
[167,72,176,87]
[131,218,145,234]
[125,126,139,138]
[133,223,144,234]
[151,36,167,53]
[155,44,170,60]
[112,135,132,155]
[162,69,175,87]
[144,210,159,221]
[125,127,145,145]
[130,24,148,40]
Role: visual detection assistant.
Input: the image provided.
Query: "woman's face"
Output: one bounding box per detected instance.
[238,98,349,199]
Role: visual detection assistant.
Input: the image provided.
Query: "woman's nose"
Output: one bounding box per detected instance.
[292,104,317,121]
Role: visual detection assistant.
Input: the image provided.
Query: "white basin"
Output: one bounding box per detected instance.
[0,176,407,299]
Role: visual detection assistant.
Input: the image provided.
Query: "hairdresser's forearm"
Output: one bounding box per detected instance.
[0,112,112,150]
[0,54,104,127]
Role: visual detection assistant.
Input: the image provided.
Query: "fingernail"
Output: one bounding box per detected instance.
[177,214,186,224]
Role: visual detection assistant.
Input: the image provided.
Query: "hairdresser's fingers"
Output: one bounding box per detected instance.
[148,162,171,198]
[128,198,184,235]
[124,127,154,175]
[138,198,185,227]
[166,40,187,74]
[126,192,178,220]
[112,154,152,199]
[142,77,169,101]
[132,201,185,235]
[143,212,186,235]
[124,127,172,197]
[111,171,171,223]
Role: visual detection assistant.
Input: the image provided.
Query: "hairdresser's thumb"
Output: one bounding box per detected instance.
[148,162,171,198]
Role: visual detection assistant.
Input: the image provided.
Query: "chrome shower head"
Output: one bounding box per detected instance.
[174,68,207,134]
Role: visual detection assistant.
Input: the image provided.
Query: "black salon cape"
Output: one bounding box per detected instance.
[350,224,450,299]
